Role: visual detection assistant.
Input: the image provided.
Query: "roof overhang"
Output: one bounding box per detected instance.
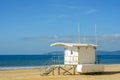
[50,42,97,47]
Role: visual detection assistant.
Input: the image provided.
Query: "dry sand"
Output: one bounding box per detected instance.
[0,65,120,80]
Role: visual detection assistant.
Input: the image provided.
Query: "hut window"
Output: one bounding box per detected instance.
[71,50,73,55]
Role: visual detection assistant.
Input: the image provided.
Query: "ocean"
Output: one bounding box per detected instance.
[0,51,120,70]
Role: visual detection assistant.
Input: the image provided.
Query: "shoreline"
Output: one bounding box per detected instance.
[0,66,45,71]
[0,64,120,70]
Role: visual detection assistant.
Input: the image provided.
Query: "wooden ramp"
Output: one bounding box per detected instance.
[41,66,55,76]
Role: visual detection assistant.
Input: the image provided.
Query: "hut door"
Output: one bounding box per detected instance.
[64,47,78,65]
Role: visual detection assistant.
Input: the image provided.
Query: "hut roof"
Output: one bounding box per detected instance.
[51,42,97,47]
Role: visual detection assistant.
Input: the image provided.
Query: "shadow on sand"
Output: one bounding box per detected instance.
[102,71,120,75]
[82,71,120,75]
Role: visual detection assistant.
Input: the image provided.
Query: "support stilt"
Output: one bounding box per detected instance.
[58,66,60,75]
[52,67,54,75]
[73,66,76,75]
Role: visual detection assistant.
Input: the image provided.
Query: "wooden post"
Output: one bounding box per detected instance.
[58,66,60,75]
[52,67,54,75]
[73,65,76,75]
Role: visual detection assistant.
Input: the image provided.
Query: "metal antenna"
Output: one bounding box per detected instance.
[78,24,80,44]
[95,24,97,45]
[83,32,86,43]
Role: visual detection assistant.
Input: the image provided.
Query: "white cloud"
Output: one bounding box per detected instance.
[57,14,69,18]
[112,34,120,37]
[46,14,69,23]
[52,4,80,10]
[22,34,120,45]
[85,9,97,15]
[21,34,120,51]
[63,5,79,9]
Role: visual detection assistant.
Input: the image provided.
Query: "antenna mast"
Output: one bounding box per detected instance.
[83,32,86,43]
[95,24,97,45]
[78,24,80,43]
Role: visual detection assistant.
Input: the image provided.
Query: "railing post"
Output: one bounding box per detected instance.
[57,56,59,75]
[96,55,100,64]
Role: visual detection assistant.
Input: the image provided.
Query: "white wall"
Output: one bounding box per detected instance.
[64,46,96,65]
[78,47,96,64]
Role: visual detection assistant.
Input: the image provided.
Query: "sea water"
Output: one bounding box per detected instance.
[0,55,54,70]
[0,52,120,70]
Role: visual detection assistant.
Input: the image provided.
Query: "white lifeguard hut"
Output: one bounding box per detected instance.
[51,43,97,65]
[51,42,104,73]
[50,25,104,74]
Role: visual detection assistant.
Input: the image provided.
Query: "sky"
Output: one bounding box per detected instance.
[0,0,120,54]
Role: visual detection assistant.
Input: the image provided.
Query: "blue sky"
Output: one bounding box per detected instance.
[0,0,120,54]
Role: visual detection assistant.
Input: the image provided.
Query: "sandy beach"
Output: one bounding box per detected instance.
[0,65,120,80]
